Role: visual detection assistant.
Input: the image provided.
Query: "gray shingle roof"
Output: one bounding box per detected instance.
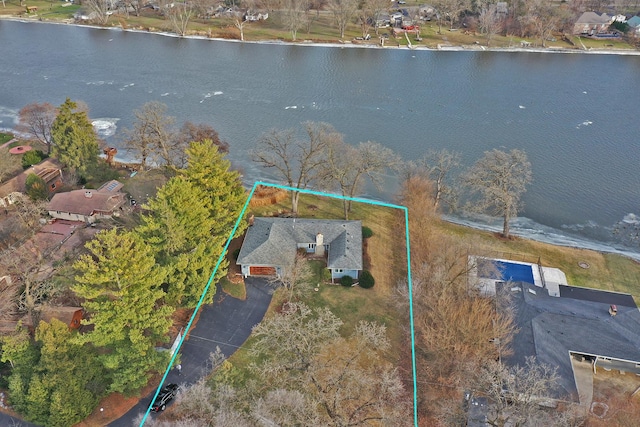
[502,283,640,401]
[237,217,362,271]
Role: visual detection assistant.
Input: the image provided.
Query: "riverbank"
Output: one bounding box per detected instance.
[2,13,640,56]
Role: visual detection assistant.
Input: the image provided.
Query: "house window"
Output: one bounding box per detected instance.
[308,244,315,249]
[335,269,343,273]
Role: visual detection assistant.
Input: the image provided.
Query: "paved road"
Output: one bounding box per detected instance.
[110,277,273,427]
[0,412,37,427]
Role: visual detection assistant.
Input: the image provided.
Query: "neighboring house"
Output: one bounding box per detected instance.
[0,158,64,205]
[38,306,84,330]
[35,167,63,196]
[47,180,126,223]
[573,12,613,35]
[236,217,362,281]
[501,281,640,404]
[627,16,640,36]
[244,10,268,21]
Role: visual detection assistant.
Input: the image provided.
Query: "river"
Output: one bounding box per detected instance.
[1,20,639,258]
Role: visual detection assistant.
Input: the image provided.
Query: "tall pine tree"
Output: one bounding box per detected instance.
[179,139,247,238]
[73,229,172,394]
[137,139,248,307]
[137,177,219,307]
[51,98,99,175]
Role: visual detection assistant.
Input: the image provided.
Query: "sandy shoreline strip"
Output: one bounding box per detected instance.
[3,16,640,55]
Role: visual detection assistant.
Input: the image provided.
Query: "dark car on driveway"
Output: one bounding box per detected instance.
[151,384,179,412]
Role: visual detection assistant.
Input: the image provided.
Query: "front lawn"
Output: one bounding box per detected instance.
[217,192,408,382]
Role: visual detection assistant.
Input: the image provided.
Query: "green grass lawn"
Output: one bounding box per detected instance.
[218,191,408,385]
[219,276,247,300]
[0,132,14,145]
[436,219,640,299]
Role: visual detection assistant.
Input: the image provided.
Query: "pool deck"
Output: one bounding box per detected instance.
[470,257,567,297]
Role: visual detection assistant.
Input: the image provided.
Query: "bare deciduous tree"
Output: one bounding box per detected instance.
[462,148,532,239]
[282,0,309,40]
[360,0,388,36]
[478,4,503,46]
[433,0,470,32]
[234,16,247,41]
[16,103,58,155]
[405,148,461,211]
[471,357,566,427]
[0,245,55,318]
[12,197,47,232]
[165,1,196,36]
[122,101,177,169]
[319,139,399,219]
[250,303,411,425]
[83,0,112,24]
[327,0,358,39]
[251,121,336,214]
[268,251,314,302]
[395,176,515,398]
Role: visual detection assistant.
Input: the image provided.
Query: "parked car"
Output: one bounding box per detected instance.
[151,384,179,412]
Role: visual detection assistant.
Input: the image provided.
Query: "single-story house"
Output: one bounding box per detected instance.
[236,217,362,281]
[573,11,613,35]
[501,281,640,404]
[47,180,126,223]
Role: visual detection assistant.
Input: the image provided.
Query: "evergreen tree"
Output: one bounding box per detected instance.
[25,173,48,201]
[137,140,248,307]
[50,98,99,175]
[73,229,172,394]
[35,319,105,426]
[179,139,247,239]
[137,177,219,307]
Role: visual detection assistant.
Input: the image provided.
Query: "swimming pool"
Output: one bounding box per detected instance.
[477,259,535,285]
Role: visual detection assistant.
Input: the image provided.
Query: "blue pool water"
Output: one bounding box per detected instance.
[478,259,535,285]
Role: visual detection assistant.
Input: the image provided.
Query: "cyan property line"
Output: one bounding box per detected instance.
[139,183,259,426]
[140,181,418,426]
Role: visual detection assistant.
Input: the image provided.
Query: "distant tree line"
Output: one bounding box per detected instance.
[80,0,640,43]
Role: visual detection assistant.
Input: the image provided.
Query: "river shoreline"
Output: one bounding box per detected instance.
[3,16,640,56]
[2,17,639,261]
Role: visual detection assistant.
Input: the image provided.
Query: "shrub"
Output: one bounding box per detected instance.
[362,226,374,239]
[232,248,241,260]
[22,150,46,169]
[358,270,375,289]
[322,268,332,283]
[25,173,48,200]
[340,275,353,287]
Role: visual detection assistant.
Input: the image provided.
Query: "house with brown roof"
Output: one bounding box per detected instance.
[0,158,63,207]
[47,180,126,223]
[573,11,613,35]
[39,306,84,330]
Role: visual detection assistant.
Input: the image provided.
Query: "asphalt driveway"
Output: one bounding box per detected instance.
[109,277,273,426]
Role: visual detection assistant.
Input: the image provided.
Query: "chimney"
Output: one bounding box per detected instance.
[85,191,93,198]
[315,233,325,256]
